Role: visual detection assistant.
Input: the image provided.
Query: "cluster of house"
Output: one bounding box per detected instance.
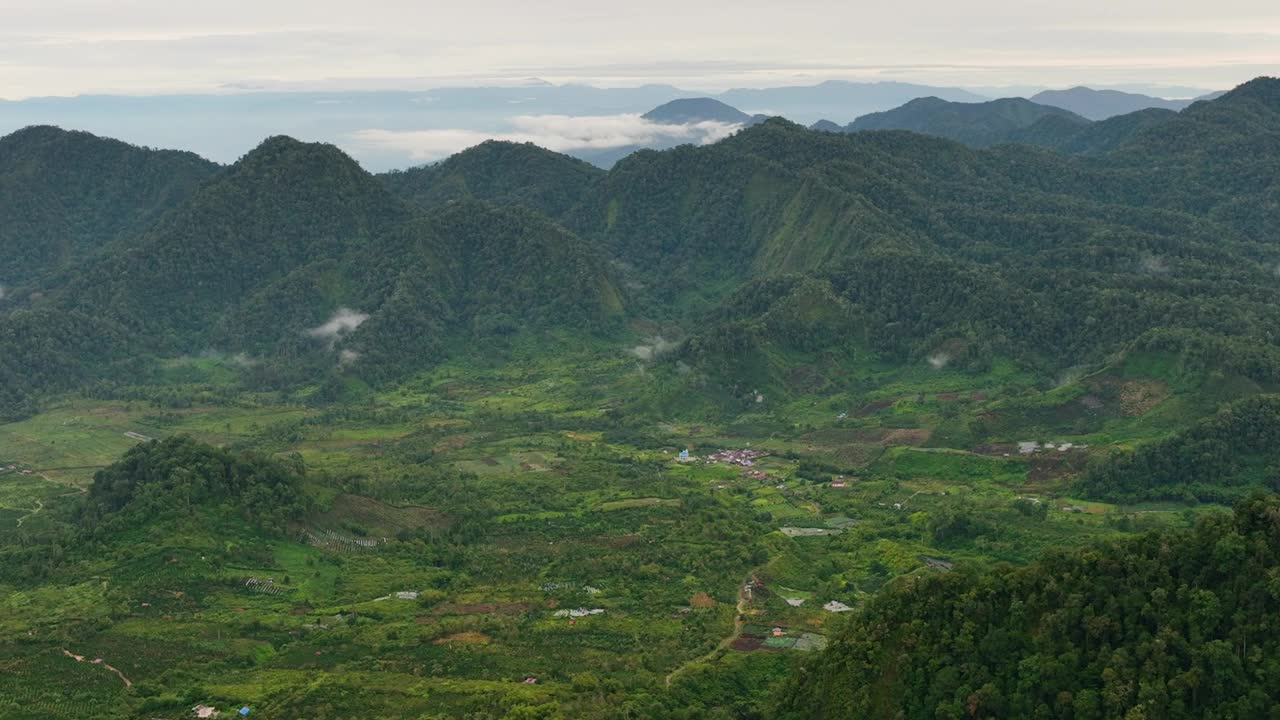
[674,448,769,467]
[708,449,768,466]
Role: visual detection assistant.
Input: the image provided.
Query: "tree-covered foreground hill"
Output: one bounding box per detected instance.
[774,494,1280,720]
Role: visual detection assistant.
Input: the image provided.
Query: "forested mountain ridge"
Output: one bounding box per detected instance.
[0,135,623,418]
[380,140,604,219]
[3,79,1277,424]
[1030,86,1197,119]
[60,135,414,343]
[0,125,218,287]
[846,96,1090,147]
[1009,108,1179,155]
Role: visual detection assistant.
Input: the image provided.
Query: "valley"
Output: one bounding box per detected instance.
[1,76,1278,719]
[0,332,1229,718]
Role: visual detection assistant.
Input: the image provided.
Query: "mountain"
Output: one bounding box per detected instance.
[809,119,843,132]
[1031,86,1196,119]
[63,135,413,343]
[0,82,992,172]
[0,125,218,288]
[642,98,764,125]
[1010,107,1179,154]
[5,79,1275,422]
[380,140,604,218]
[558,83,1280,408]
[774,494,1280,720]
[846,96,1090,147]
[0,133,622,416]
[718,80,990,123]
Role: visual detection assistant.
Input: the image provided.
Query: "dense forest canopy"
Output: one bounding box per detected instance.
[81,435,309,533]
[0,79,1277,427]
[0,125,217,284]
[774,494,1280,720]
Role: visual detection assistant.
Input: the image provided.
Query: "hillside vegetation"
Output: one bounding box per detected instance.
[0,77,1278,720]
[774,494,1280,720]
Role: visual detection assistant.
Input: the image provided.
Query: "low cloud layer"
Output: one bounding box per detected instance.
[307,308,369,343]
[628,336,679,361]
[353,113,743,162]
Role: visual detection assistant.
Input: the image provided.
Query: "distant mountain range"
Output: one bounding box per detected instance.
[799,93,1202,155]
[0,80,1222,171]
[0,83,1233,180]
[1029,86,1216,120]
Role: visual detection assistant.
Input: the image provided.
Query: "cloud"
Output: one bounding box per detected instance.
[352,113,743,162]
[628,336,679,361]
[306,308,369,343]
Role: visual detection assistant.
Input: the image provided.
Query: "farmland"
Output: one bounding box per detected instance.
[0,342,1234,719]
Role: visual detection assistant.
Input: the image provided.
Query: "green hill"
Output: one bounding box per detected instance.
[846,96,1090,147]
[0,125,218,287]
[1010,108,1179,155]
[380,140,604,219]
[0,135,623,417]
[773,494,1280,720]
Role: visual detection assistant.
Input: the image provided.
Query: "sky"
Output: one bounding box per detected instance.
[2,0,1278,99]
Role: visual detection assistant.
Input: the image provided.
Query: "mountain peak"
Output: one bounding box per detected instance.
[239,135,357,165]
[1220,76,1280,106]
[0,124,69,144]
[643,98,755,125]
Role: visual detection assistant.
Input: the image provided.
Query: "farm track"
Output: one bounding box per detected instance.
[12,474,86,528]
[14,499,42,528]
[664,571,754,688]
[61,649,133,688]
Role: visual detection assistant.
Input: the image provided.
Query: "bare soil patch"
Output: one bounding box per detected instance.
[689,592,717,609]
